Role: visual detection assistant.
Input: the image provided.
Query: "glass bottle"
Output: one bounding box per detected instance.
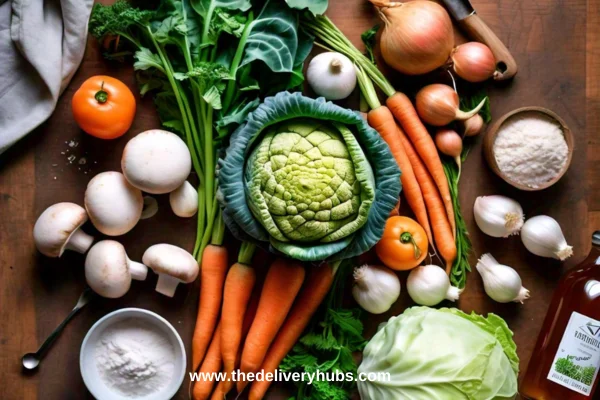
[521,231,600,399]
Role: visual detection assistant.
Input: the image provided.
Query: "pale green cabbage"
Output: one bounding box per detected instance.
[358,307,519,400]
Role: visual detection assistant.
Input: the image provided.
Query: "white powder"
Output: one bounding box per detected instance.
[95,319,176,398]
[493,111,568,188]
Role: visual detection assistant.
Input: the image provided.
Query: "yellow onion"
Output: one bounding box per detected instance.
[371,0,454,75]
[415,84,486,126]
[451,42,496,82]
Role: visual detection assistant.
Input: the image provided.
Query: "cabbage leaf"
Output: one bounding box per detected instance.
[358,307,519,400]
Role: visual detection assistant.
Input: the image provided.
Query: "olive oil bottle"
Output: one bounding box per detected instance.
[521,231,600,399]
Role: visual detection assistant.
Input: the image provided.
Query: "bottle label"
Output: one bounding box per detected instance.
[548,311,600,395]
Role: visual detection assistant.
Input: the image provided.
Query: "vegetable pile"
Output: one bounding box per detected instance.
[46,0,577,399]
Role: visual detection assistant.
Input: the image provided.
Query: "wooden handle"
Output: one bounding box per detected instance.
[460,14,518,80]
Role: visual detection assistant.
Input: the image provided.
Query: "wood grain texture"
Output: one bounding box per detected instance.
[0,0,596,399]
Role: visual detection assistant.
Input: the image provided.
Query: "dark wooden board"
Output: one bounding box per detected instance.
[0,0,596,399]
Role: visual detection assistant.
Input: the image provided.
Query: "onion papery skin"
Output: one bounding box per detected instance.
[415,84,459,126]
[378,1,454,75]
[452,42,496,82]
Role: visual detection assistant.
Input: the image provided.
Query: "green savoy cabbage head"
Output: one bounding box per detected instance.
[218,92,401,261]
[358,307,520,400]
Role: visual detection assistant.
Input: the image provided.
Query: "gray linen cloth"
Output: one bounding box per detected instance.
[0,0,93,154]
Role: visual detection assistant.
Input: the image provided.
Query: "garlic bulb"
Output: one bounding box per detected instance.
[406,264,461,306]
[521,215,573,260]
[352,265,400,314]
[476,253,529,303]
[474,195,524,237]
[306,52,357,100]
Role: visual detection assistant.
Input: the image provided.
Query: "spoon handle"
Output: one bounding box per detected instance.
[35,289,93,359]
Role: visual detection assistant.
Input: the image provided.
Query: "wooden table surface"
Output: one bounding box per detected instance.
[1,0,599,399]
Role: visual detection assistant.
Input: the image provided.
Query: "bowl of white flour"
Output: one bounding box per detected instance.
[483,107,574,191]
[80,308,186,400]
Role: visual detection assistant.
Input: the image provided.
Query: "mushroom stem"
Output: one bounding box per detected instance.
[129,261,148,281]
[64,230,94,254]
[155,274,181,297]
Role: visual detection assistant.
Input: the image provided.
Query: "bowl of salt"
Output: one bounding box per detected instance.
[483,106,574,191]
[80,308,186,400]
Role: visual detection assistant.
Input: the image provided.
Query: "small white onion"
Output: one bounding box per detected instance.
[306,52,357,100]
[473,195,524,238]
[521,215,573,260]
[406,264,461,306]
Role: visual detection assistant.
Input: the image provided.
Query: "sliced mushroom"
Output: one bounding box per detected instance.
[85,240,147,298]
[84,171,143,236]
[121,129,192,194]
[33,202,94,257]
[142,244,199,297]
[169,181,198,218]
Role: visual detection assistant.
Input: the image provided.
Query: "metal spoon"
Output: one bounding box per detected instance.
[22,288,95,370]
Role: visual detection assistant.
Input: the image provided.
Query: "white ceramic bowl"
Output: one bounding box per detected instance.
[80,308,186,400]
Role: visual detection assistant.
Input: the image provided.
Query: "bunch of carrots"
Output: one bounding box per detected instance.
[190,242,338,400]
[303,15,458,272]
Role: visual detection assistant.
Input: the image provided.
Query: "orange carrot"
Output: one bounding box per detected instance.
[368,105,433,245]
[248,264,336,400]
[387,92,456,238]
[237,259,306,394]
[220,262,256,394]
[397,128,457,271]
[193,323,223,400]
[192,244,229,371]
[210,379,226,400]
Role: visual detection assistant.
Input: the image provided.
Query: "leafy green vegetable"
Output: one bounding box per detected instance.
[241,2,299,73]
[358,307,519,400]
[285,0,328,16]
[281,263,365,400]
[360,24,379,64]
[218,92,401,261]
[89,0,323,259]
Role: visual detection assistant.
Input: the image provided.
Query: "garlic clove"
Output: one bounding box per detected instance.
[476,253,529,303]
[474,195,524,238]
[521,215,573,260]
[352,265,400,314]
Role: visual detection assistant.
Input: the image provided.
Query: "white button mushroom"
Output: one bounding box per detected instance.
[142,244,199,297]
[33,202,94,257]
[121,129,192,194]
[169,181,198,218]
[84,171,143,236]
[85,240,148,298]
